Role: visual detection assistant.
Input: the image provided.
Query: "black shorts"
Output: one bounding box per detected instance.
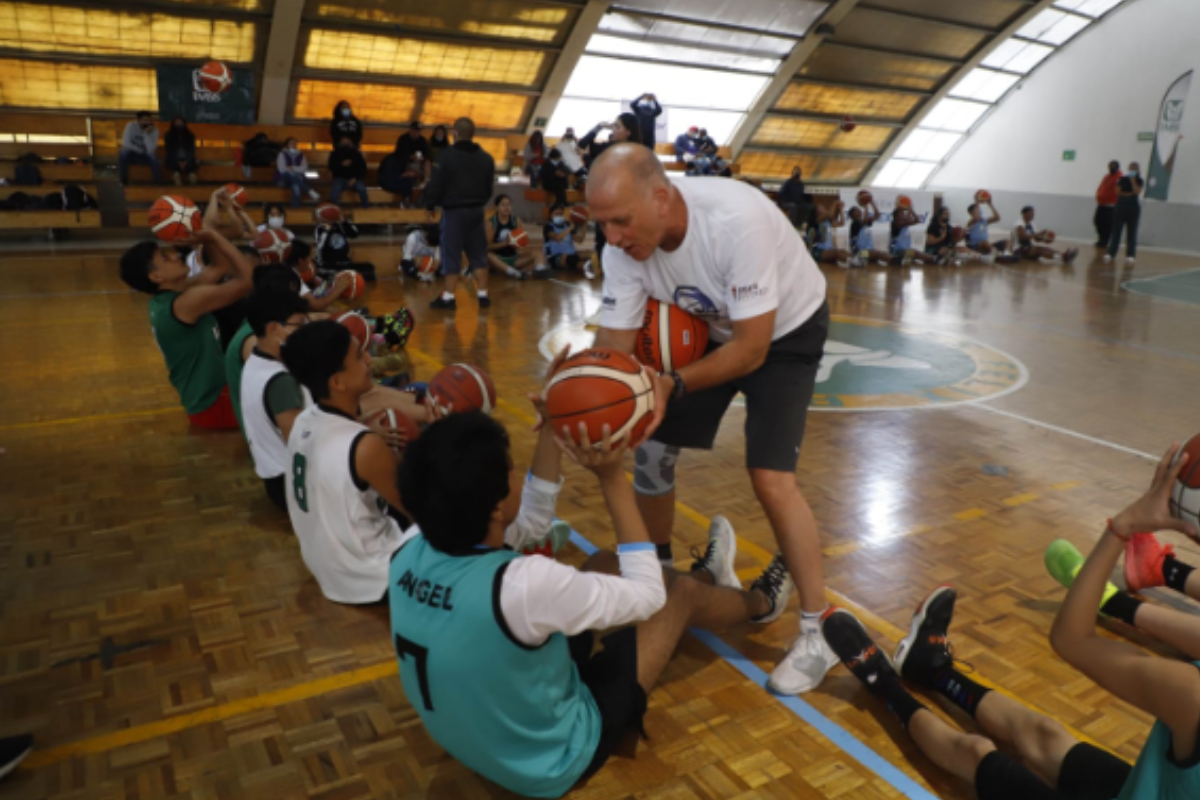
[570,627,647,783]
[264,475,287,511]
[652,301,829,472]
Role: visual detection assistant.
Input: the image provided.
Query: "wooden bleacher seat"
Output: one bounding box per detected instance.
[523,188,586,204]
[0,210,100,230]
[127,164,336,185]
[0,161,93,183]
[2,183,98,201]
[127,206,439,230]
[122,184,410,206]
[0,113,101,231]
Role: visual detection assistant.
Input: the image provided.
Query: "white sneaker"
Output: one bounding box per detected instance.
[582,259,596,280]
[584,307,603,327]
[1126,257,1135,266]
[767,617,840,695]
[1102,254,1113,264]
[418,273,433,283]
[308,190,320,201]
[689,515,739,588]
[849,256,863,269]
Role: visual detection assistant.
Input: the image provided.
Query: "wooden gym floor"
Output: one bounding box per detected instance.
[2,233,1199,800]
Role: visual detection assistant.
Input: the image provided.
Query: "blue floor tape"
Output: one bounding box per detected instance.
[565,528,940,800]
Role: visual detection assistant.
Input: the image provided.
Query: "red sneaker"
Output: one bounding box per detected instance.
[1125,532,1173,592]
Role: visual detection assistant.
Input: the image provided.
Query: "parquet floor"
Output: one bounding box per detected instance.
[2,233,1199,800]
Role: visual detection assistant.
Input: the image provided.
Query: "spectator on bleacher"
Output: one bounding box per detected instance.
[631,92,663,151]
[276,137,320,208]
[540,148,571,207]
[329,137,370,208]
[673,126,700,166]
[777,166,808,229]
[164,117,198,186]
[523,130,547,188]
[394,122,431,183]
[330,100,363,149]
[423,117,495,311]
[557,128,586,178]
[697,128,718,159]
[119,111,163,186]
[578,113,643,270]
[428,125,449,161]
[242,132,281,179]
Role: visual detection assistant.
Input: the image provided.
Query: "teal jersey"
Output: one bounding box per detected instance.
[389,535,600,798]
[1118,665,1200,800]
[224,320,254,433]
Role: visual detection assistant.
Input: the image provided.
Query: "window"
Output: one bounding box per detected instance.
[893,129,962,162]
[0,58,156,111]
[303,28,547,87]
[1016,9,1090,46]
[421,90,529,130]
[586,34,779,74]
[752,117,893,153]
[1053,0,1124,18]
[981,38,1054,74]
[0,2,256,61]
[563,55,769,111]
[293,79,418,124]
[948,68,1020,104]
[309,1,571,43]
[919,98,989,133]
[545,98,624,140]
[774,83,922,121]
[872,159,936,189]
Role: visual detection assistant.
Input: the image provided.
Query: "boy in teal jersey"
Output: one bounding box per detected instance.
[119,228,256,429]
[390,387,780,797]
[819,443,1200,800]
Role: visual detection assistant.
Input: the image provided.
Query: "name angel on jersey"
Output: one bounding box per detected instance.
[395,569,457,610]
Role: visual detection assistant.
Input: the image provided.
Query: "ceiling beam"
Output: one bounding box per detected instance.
[607,6,804,42]
[790,77,934,98]
[728,0,866,158]
[742,144,882,158]
[854,3,1000,34]
[524,0,611,134]
[861,0,1059,186]
[259,0,306,125]
[765,110,907,129]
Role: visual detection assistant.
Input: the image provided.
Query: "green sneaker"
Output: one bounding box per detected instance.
[1044,539,1119,610]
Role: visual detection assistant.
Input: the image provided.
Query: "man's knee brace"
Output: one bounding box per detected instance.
[633,441,680,497]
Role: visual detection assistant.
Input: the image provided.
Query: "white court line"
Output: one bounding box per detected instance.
[1119,267,1200,285]
[972,403,1157,461]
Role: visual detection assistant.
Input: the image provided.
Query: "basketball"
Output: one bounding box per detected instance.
[635,299,709,374]
[545,349,655,448]
[840,116,857,133]
[951,225,966,243]
[147,195,201,242]
[253,228,294,263]
[294,262,315,284]
[224,183,247,208]
[509,229,529,248]
[335,311,370,351]
[339,270,367,300]
[315,202,342,224]
[1044,231,1057,243]
[416,255,437,275]
[896,194,913,209]
[1170,434,1200,530]
[428,364,497,416]
[197,60,232,93]
[856,190,873,207]
[570,206,590,226]
[976,189,992,203]
[377,408,420,454]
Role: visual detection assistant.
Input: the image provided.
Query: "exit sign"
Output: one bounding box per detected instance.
[1062,150,1076,161]
[1137,131,1154,141]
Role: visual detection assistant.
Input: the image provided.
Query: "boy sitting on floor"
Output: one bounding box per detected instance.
[543,202,595,279]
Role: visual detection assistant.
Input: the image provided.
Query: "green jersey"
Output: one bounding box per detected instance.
[148,291,226,415]
[1118,664,1200,799]
[224,320,254,432]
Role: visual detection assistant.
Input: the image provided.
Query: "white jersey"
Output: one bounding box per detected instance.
[286,405,407,603]
[600,177,827,343]
[403,230,440,262]
[241,351,309,480]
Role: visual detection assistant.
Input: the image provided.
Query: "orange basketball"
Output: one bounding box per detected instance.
[545,349,655,447]
[253,228,294,263]
[315,202,342,224]
[975,189,992,203]
[428,364,497,416]
[1172,434,1200,530]
[377,408,420,454]
[224,183,247,208]
[569,206,590,226]
[339,270,367,300]
[1044,231,1056,243]
[951,225,965,243]
[509,229,529,248]
[197,60,232,93]
[896,194,913,210]
[335,311,370,351]
[840,116,857,133]
[635,299,709,373]
[856,190,873,207]
[416,255,437,275]
[147,195,201,242]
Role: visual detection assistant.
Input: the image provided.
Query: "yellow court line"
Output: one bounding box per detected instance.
[23,661,397,769]
[0,406,179,432]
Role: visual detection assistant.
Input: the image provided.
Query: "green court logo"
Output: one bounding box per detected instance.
[812,317,1026,411]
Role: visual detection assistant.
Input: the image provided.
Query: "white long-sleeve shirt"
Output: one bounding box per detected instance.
[121,121,157,156]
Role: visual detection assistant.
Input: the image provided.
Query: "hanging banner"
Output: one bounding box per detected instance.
[1146,69,1191,201]
[156,64,256,125]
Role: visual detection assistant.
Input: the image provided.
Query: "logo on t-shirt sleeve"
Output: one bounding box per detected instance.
[673,286,719,317]
[730,283,768,303]
[601,295,617,309]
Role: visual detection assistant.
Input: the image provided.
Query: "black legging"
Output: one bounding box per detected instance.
[1093,205,1114,245]
[1107,196,1140,258]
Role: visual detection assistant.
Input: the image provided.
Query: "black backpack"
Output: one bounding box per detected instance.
[243,134,281,168]
[14,157,42,186]
[42,185,97,211]
[377,153,405,193]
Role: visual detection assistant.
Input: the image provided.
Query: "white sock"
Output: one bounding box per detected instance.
[477,290,488,298]
[440,291,454,301]
[800,607,828,632]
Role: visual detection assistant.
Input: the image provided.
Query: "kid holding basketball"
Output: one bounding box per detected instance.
[848,203,892,266]
[543,202,595,279]
[807,201,854,268]
[822,443,1200,799]
[890,204,938,267]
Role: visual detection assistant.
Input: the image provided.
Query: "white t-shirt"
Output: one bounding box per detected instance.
[600,178,827,343]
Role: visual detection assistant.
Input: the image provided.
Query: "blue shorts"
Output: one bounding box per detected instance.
[811,244,829,260]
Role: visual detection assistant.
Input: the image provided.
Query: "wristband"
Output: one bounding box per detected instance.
[1106,518,1130,542]
[667,371,686,401]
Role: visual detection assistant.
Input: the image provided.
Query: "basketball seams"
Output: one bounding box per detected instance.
[659,304,673,374]
[459,364,495,414]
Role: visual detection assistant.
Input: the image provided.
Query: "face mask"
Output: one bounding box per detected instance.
[268,216,284,229]
[552,215,565,225]
[341,108,351,118]
[550,159,561,166]
[1128,169,1139,178]
[287,146,298,153]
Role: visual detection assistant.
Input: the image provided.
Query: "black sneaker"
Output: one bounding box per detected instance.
[821,607,897,691]
[893,585,956,688]
[0,733,33,780]
[749,554,794,623]
[478,295,491,309]
[429,296,456,310]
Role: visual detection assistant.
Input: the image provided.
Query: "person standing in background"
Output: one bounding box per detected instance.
[330,101,363,149]
[1093,160,1121,247]
[423,117,496,311]
[523,130,547,188]
[119,111,163,185]
[777,167,808,229]
[1105,161,1144,266]
[632,92,663,152]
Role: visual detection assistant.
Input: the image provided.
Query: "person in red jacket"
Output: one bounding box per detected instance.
[1094,160,1121,247]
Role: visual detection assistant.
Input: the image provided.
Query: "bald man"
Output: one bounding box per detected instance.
[589,144,834,695]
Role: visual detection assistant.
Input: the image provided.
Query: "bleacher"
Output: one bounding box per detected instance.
[0,113,101,232]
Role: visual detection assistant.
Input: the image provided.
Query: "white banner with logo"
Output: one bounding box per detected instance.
[1147,70,1192,201]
